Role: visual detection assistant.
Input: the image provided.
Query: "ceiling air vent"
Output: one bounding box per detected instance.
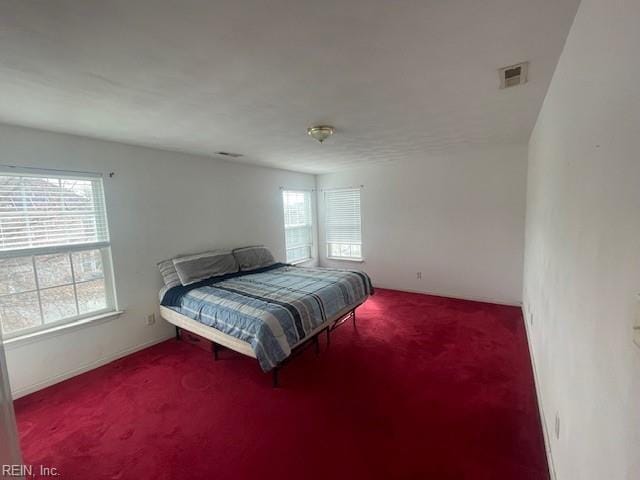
[499,62,528,89]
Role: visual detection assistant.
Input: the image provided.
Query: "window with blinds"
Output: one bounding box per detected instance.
[0,170,116,338]
[325,188,362,260]
[282,190,313,263]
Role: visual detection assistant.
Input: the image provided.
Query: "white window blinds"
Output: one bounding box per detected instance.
[0,172,109,254]
[0,169,115,338]
[282,190,313,263]
[325,188,362,260]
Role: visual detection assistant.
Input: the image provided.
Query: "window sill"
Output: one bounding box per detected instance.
[289,257,313,266]
[326,257,365,263]
[3,310,124,350]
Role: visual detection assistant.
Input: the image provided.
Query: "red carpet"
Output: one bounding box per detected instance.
[14,289,548,479]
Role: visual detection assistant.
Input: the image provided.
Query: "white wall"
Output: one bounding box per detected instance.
[0,123,315,398]
[317,145,527,305]
[523,0,640,478]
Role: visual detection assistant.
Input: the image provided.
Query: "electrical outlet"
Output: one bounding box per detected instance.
[554,412,560,440]
[416,272,422,280]
[146,313,156,326]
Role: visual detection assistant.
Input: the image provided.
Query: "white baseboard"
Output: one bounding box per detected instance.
[521,305,557,480]
[11,334,173,399]
[373,284,522,307]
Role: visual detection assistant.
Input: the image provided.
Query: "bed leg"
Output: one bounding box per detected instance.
[175,326,180,340]
[212,342,219,360]
[272,367,279,388]
[352,310,356,327]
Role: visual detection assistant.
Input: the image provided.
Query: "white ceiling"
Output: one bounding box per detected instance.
[0,0,579,174]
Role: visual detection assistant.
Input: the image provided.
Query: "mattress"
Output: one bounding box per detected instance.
[160,264,373,371]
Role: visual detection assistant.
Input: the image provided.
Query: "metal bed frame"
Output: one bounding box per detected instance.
[163,304,361,388]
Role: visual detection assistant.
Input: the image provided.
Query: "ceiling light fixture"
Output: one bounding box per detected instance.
[307,125,335,144]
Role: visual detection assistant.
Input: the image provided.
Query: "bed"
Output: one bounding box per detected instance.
[159,263,373,386]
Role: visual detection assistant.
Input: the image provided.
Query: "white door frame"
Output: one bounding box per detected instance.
[0,328,22,469]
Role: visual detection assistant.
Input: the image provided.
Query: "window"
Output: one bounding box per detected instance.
[282,190,313,263]
[325,188,362,260]
[0,170,115,338]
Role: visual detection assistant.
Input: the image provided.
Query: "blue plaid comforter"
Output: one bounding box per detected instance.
[163,265,372,371]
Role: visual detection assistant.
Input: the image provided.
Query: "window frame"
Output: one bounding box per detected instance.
[281,189,314,264]
[0,168,117,339]
[324,187,363,262]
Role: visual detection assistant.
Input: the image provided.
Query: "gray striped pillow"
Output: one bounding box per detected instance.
[159,284,171,303]
[157,258,181,289]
